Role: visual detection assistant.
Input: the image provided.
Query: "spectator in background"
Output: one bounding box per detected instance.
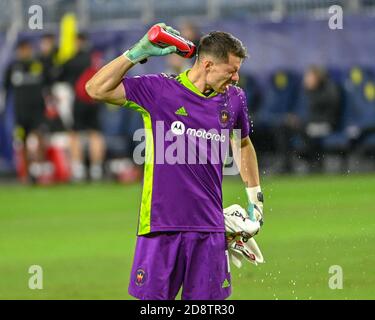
[38,33,65,133]
[267,67,341,173]
[4,39,50,183]
[179,20,201,47]
[61,33,105,182]
[165,54,190,75]
[301,65,341,171]
[39,33,59,89]
[254,71,301,173]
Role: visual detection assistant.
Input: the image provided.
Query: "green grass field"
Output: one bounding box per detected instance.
[1,174,374,300]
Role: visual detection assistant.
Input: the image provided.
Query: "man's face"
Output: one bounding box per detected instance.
[205,53,242,93]
[17,44,33,61]
[40,37,55,56]
[303,70,320,91]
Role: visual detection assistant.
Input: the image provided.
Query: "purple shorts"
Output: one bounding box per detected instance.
[128,232,231,300]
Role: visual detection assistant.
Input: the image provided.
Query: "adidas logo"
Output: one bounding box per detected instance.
[222,278,231,288]
[175,106,188,117]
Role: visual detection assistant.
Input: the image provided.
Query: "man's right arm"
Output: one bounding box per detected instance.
[86,22,179,106]
[85,55,133,106]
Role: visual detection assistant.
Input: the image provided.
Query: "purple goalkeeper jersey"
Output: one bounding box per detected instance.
[122,69,250,235]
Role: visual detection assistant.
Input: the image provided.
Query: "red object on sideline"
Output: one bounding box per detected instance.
[46,146,71,182]
[75,51,104,104]
[14,143,27,183]
[75,67,97,104]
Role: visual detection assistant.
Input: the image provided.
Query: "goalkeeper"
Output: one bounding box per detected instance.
[86,23,264,300]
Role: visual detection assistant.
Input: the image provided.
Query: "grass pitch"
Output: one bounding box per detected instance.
[0,174,374,299]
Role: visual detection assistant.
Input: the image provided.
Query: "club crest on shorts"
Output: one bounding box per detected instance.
[135,268,146,286]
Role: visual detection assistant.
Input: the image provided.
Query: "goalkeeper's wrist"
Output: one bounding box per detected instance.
[123,48,148,65]
[246,186,263,204]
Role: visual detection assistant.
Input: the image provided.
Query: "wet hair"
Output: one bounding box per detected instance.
[197,31,247,62]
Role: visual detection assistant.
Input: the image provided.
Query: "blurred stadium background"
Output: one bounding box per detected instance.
[0,0,374,300]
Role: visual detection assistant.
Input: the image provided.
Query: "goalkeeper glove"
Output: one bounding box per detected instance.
[228,237,264,268]
[224,204,260,240]
[224,204,265,268]
[246,186,264,225]
[124,23,178,64]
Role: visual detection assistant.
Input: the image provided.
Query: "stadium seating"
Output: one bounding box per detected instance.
[239,73,262,115]
[344,67,375,153]
[321,68,350,154]
[250,70,302,160]
[317,66,375,170]
[99,104,143,159]
[255,70,301,128]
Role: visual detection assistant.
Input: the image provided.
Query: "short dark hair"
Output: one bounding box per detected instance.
[197,31,247,61]
[307,65,327,81]
[16,39,32,49]
[41,33,55,40]
[77,32,88,41]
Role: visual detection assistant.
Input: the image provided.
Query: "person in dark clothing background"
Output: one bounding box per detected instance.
[39,33,59,89]
[4,39,50,182]
[61,33,105,181]
[273,65,341,173]
[302,65,341,171]
[38,33,65,133]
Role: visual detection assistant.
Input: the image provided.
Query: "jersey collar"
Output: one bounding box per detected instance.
[177,69,218,98]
